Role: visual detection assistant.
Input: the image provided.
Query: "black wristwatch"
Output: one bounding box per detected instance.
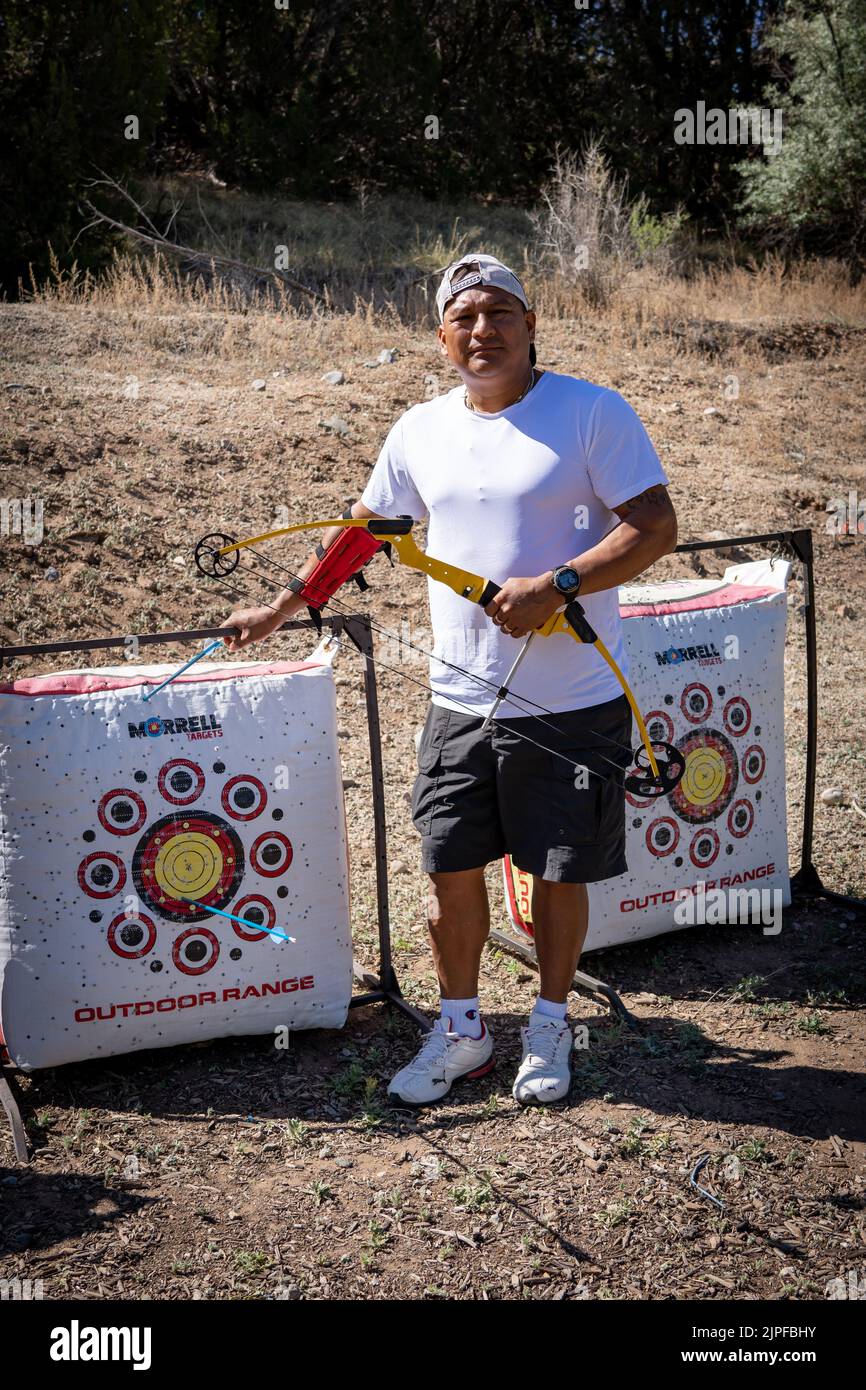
[551,564,582,598]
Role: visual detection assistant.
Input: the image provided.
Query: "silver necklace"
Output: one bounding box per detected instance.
[464,366,538,414]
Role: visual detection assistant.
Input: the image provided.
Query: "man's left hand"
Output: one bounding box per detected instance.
[484,574,564,638]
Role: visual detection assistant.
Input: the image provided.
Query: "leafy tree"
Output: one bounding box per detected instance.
[736,0,866,258]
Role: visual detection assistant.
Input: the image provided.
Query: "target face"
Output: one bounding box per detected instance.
[98,788,147,837]
[742,745,766,784]
[727,798,754,838]
[250,831,293,877]
[645,710,675,745]
[107,910,157,959]
[78,851,126,899]
[172,926,220,975]
[132,812,244,923]
[646,816,680,857]
[690,828,720,869]
[723,695,752,737]
[681,683,713,725]
[158,759,205,807]
[231,894,277,941]
[221,774,267,822]
[670,728,738,825]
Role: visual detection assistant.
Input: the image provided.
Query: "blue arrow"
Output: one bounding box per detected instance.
[142,639,225,702]
[181,898,296,944]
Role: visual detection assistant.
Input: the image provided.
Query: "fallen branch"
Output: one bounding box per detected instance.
[80,173,327,306]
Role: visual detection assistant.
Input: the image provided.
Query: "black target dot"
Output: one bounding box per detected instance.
[230,948,242,961]
[213,761,226,774]
[755,725,761,736]
[664,694,674,705]
[112,800,135,825]
[277,886,289,898]
[717,687,726,696]
[134,770,147,783]
[92,864,113,888]
[726,844,734,854]
[150,960,163,972]
[170,769,194,794]
[632,818,643,829]
[120,923,144,947]
[83,829,96,843]
[89,910,102,923]
[234,786,256,810]
[185,940,207,962]
[674,856,683,867]
[262,844,282,868]
[272,808,284,821]
[755,790,762,801]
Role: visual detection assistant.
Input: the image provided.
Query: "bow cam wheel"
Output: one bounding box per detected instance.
[624,740,686,799]
[194,533,240,579]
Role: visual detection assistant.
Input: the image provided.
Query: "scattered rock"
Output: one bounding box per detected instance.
[836,603,856,619]
[391,860,409,874]
[820,787,845,806]
[342,778,359,790]
[251,378,267,391]
[703,406,725,419]
[377,348,398,365]
[321,416,351,437]
[321,370,345,386]
[44,567,59,581]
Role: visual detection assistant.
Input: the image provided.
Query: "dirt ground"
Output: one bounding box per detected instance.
[0,297,864,1301]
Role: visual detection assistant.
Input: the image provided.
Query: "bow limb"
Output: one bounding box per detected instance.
[537,607,660,779]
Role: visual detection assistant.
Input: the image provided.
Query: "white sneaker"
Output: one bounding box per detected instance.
[388,1016,494,1106]
[512,1012,573,1105]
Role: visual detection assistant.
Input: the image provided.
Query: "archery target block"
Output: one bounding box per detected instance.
[0,658,352,1070]
[502,557,792,949]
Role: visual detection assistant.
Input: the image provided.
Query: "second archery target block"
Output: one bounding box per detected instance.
[0,658,352,1070]
[503,556,792,949]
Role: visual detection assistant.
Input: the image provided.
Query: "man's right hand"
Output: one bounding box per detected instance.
[221,606,289,653]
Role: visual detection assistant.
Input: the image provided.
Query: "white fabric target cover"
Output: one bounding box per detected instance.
[504,557,792,949]
[0,654,352,1070]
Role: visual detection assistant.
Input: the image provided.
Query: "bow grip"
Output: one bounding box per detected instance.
[477,580,501,607]
[563,599,598,644]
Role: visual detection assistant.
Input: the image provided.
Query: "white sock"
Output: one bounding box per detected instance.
[441,996,483,1039]
[533,996,567,1022]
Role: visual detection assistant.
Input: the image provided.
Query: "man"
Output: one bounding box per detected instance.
[222,253,677,1108]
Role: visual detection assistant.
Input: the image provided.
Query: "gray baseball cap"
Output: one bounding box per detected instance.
[436,254,529,323]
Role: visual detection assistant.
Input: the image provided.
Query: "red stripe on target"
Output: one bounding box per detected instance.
[727,798,754,838]
[98,788,147,836]
[172,927,220,975]
[158,759,205,806]
[681,683,712,725]
[78,851,126,899]
[250,832,293,877]
[231,894,276,941]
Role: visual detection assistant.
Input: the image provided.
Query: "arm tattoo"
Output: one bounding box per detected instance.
[618,485,668,514]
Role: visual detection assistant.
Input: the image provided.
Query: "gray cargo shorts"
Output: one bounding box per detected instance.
[410,694,633,883]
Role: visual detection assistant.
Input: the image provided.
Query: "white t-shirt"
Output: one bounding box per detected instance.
[360,369,669,719]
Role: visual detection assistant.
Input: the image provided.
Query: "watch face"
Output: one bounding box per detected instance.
[556,567,580,592]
